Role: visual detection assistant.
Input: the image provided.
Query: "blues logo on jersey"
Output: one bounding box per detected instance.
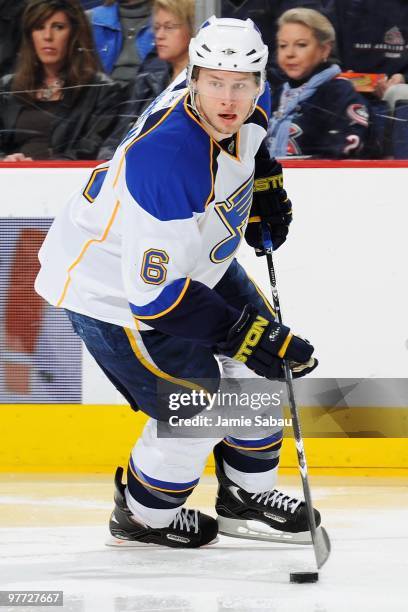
[210,175,254,263]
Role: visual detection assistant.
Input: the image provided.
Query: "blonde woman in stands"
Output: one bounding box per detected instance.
[267,8,370,158]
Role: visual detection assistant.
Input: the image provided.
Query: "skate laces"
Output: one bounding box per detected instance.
[172,508,199,534]
[251,489,302,514]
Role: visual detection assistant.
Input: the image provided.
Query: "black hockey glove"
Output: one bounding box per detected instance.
[245,162,293,256]
[217,304,318,380]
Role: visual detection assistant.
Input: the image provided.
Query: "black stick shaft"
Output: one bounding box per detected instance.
[264,247,321,563]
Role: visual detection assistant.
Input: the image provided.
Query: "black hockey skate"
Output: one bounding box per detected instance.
[106,467,218,548]
[214,448,321,545]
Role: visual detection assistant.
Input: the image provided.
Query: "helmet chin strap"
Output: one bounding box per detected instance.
[188,85,259,139]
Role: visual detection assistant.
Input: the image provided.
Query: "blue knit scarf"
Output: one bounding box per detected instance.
[266,64,341,157]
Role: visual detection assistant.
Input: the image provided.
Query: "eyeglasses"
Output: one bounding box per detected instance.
[153,23,183,34]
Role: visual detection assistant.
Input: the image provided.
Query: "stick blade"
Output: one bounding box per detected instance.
[314,526,331,569]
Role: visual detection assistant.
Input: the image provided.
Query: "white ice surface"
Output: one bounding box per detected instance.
[0,479,407,612]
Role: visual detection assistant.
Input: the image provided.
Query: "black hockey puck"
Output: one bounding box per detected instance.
[290,572,319,583]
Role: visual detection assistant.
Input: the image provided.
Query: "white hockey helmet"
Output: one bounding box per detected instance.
[187,16,269,95]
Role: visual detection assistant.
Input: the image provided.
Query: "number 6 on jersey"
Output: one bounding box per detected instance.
[140,249,169,285]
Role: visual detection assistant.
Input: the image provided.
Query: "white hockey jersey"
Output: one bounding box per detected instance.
[35,75,271,343]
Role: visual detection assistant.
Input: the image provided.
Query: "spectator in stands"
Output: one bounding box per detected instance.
[324,0,408,99]
[266,8,370,158]
[98,0,193,159]
[0,0,123,161]
[221,0,330,88]
[153,0,192,81]
[89,0,154,87]
[0,1,26,77]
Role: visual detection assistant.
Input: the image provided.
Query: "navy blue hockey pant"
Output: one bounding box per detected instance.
[67,259,284,527]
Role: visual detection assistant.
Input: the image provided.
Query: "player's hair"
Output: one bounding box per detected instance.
[12,0,101,101]
[153,0,195,34]
[277,8,336,47]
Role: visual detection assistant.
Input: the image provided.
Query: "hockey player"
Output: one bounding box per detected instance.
[35,17,320,548]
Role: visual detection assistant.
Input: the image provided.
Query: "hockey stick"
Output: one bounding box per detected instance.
[262,228,331,569]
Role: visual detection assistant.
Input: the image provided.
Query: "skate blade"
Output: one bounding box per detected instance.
[105,535,219,548]
[217,516,313,545]
[105,536,157,548]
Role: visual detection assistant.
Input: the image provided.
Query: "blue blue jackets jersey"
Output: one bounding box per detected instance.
[35,74,272,345]
[269,73,370,158]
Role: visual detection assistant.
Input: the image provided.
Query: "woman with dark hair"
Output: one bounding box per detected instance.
[0,0,123,160]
